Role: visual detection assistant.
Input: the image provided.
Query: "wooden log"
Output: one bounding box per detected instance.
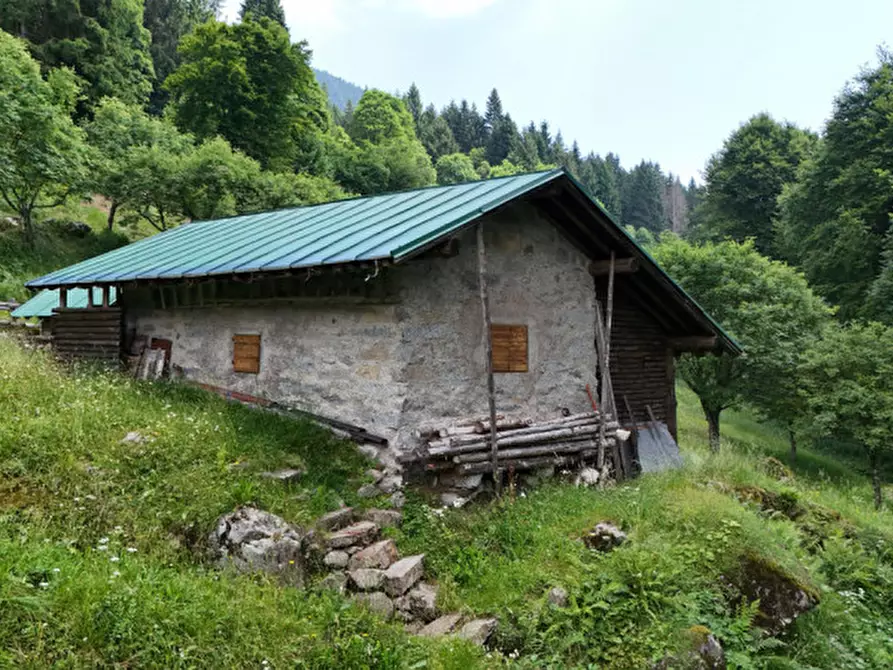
[455,413,505,427]
[588,257,638,276]
[472,417,533,433]
[477,222,500,495]
[455,438,612,463]
[594,300,610,470]
[428,423,620,458]
[456,452,599,475]
[426,417,616,453]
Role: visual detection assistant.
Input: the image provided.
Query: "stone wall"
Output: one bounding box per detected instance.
[125,202,603,451]
[393,203,598,446]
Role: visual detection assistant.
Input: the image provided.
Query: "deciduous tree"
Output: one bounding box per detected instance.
[0,33,91,243]
[435,153,478,185]
[800,322,893,508]
[651,237,833,452]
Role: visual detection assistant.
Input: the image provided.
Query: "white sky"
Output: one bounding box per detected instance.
[220,0,893,182]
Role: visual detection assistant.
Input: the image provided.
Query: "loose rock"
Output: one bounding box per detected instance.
[348,539,399,570]
[574,467,600,487]
[363,508,403,528]
[357,483,380,498]
[389,491,406,509]
[584,522,627,552]
[316,507,355,531]
[735,555,818,634]
[327,521,379,549]
[457,618,498,646]
[377,474,403,494]
[384,554,425,597]
[354,592,395,620]
[323,550,350,569]
[366,468,385,483]
[209,507,305,586]
[121,431,148,444]
[260,468,304,484]
[348,568,385,591]
[418,613,462,637]
[404,582,438,622]
[440,492,466,508]
[547,586,568,607]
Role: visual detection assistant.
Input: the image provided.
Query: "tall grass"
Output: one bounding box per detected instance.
[2,335,892,668]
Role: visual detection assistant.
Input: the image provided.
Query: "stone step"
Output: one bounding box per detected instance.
[348,568,385,591]
[326,520,379,549]
[383,554,424,597]
[457,618,498,646]
[348,539,399,570]
[418,613,462,637]
[316,507,355,531]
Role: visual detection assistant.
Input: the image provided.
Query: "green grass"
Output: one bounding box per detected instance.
[0,213,128,303]
[1,336,892,668]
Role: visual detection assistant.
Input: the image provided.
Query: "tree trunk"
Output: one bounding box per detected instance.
[788,428,797,464]
[107,201,119,231]
[702,404,721,453]
[870,452,883,510]
[20,206,35,247]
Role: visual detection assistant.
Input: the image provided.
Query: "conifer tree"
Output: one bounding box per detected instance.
[239,0,286,26]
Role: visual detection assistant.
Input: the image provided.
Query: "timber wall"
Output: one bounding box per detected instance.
[595,280,676,438]
[52,308,122,363]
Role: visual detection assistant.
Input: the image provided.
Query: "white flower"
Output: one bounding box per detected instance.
[39,582,49,588]
[126,547,137,553]
[111,570,121,578]
[52,568,60,573]
[97,545,108,551]
[110,556,120,563]
[99,537,109,544]
[85,494,97,501]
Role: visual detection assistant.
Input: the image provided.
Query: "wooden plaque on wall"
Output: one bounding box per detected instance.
[491,324,528,373]
[233,334,261,373]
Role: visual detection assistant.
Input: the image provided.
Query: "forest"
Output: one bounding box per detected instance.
[1,0,893,504]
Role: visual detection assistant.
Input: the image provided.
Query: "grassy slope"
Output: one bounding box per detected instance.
[1,337,892,668]
[0,201,142,303]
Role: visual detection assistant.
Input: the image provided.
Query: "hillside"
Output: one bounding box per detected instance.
[314,68,365,109]
[0,204,129,304]
[0,336,891,668]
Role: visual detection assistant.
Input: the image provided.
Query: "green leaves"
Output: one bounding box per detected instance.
[0,33,92,240]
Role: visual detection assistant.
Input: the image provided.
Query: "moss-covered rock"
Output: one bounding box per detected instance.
[731,553,818,635]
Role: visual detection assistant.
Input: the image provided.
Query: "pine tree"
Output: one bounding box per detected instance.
[239,0,286,26]
[622,161,666,233]
[404,83,423,134]
[537,121,552,163]
[484,88,503,134]
[485,113,519,166]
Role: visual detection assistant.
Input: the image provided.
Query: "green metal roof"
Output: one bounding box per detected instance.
[11,287,117,318]
[28,170,561,289]
[24,168,740,353]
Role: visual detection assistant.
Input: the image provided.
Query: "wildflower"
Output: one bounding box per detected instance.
[99,537,109,544]
[52,568,60,573]
[110,556,120,563]
[126,547,137,553]
[85,494,97,501]
[97,545,108,551]
[38,582,49,588]
[111,571,121,578]
[114,526,123,533]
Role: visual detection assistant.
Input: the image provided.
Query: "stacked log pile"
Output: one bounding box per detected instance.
[405,411,624,477]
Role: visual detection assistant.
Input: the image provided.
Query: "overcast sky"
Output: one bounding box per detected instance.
[220,0,893,182]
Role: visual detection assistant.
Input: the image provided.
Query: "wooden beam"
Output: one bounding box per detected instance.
[59,287,67,309]
[669,335,718,352]
[101,285,110,308]
[477,223,500,496]
[589,257,638,276]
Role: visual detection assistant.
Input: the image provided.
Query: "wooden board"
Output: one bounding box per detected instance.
[491,324,528,373]
[233,334,261,373]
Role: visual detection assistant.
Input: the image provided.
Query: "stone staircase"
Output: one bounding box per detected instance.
[316,507,496,643]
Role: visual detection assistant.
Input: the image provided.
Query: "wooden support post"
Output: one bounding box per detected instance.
[588,257,638,276]
[477,222,500,496]
[102,285,110,308]
[87,287,96,308]
[59,287,68,310]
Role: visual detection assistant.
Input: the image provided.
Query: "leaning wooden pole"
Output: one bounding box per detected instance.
[605,252,617,418]
[477,223,501,495]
